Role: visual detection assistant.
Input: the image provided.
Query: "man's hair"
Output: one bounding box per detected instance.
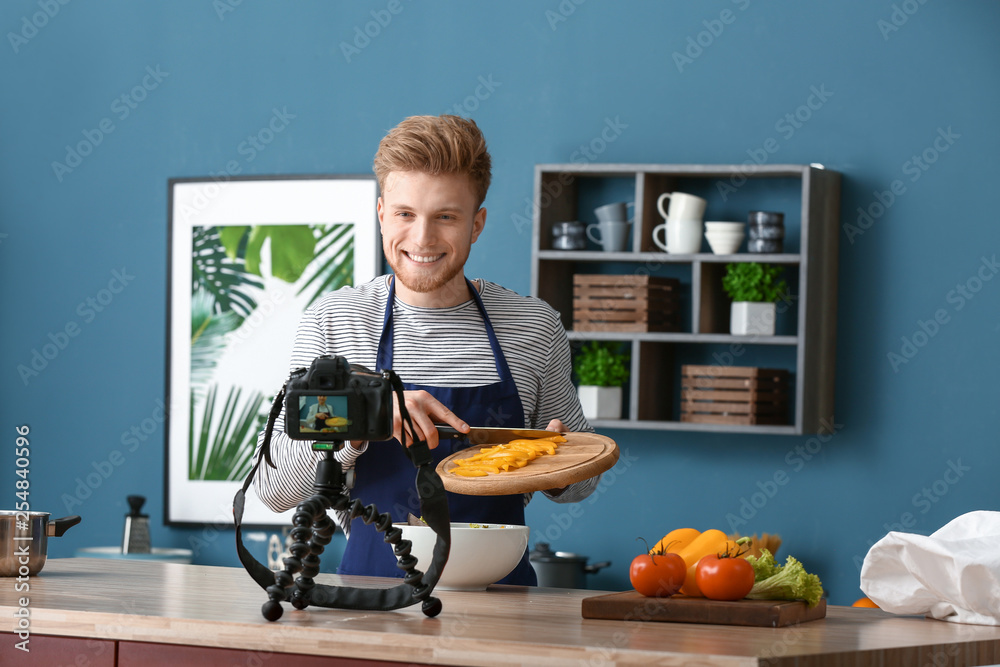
[373,115,492,208]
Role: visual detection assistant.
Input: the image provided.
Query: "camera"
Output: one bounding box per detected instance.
[283,355,393,444]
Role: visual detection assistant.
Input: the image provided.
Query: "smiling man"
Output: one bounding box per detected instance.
[254,115,599,585]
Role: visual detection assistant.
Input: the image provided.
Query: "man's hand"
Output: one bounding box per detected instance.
[316,412,331,421]
[543,418,570,496]
[392,390,468,449]
[545,418,568,434]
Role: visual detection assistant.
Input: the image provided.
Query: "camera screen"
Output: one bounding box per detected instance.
[297,394,351,434]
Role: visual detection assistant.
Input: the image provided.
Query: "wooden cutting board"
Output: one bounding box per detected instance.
[438,431,618,496]
[581,591,827,628]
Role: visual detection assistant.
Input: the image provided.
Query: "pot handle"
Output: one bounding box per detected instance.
[584,560,611,574]
[48,515,82,537]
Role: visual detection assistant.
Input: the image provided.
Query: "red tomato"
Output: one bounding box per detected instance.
[630,552,686,597]
[694,554,755,601]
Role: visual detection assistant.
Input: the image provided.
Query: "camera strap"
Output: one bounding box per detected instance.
[233,372,451,613]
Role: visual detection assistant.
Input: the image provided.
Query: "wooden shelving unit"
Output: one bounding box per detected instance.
[529,164,840,435]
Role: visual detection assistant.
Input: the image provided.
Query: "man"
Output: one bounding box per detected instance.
[304,395,334,431]
[254,115,598,585]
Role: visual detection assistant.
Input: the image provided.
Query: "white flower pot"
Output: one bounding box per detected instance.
[730,302,776,336]
[578,385,622,420]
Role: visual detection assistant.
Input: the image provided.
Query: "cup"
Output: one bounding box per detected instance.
[656,192,707,223]
[652,219,703,254]
[594,201,634,224]
[586,220,631,252]
[551,221,586,250]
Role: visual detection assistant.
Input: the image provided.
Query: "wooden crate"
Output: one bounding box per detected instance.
[573,275,680,332]
[680,366,789,426]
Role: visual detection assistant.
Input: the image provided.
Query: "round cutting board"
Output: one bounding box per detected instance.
[437,432,618,496]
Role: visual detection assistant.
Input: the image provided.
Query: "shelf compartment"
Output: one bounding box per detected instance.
[573,274,680,333]
[680,365,790,426]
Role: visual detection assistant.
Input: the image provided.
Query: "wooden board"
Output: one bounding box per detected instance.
[438,431,618,496]
[581,591,827,628]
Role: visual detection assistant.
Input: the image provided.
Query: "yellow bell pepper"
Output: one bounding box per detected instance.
[651,527,701,555]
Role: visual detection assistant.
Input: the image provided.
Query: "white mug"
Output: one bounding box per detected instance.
[653,219,703,254]
[656,192,707,223]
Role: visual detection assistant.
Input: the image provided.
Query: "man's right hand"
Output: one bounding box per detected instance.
[391,390,468,450]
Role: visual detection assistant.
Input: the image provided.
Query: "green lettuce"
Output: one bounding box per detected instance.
[745,548,823,607]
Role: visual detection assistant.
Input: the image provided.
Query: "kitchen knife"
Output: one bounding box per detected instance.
[435,425,563,445]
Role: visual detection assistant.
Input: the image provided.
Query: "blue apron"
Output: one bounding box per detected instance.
[338,277,537,585]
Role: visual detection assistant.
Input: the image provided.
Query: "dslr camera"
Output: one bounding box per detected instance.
[284,355,393,444]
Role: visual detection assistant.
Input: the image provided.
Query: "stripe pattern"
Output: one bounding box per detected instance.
[252,276,599,533]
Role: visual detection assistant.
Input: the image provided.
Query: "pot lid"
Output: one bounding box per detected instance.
[528,541,588,564]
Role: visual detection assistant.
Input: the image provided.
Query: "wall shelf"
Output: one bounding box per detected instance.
[529,163,840,435]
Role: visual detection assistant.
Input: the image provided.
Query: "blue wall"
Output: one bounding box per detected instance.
[2,1,998,606]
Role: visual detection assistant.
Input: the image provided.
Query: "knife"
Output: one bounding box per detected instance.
[435,425,562,445]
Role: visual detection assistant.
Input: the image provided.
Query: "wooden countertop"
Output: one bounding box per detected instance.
[3,559,1000,666]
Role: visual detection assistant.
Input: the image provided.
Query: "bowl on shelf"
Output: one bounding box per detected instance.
[705,226,745,255]
[705,221,745,233]
[397,522,529,591]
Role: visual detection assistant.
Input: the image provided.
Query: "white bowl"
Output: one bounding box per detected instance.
[705,221,745,233]
[397,522,529,591]
[705,229,745,254]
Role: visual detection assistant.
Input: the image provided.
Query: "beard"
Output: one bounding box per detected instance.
[386,248,469,297]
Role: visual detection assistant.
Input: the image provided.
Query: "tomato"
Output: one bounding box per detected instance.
[694,554,755,601]
[852,597,879,608]
[630,551,686,597]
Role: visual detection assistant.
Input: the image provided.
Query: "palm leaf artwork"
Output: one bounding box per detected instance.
[188,384,267,481]
[189,288,238,400]
[297,223,355,307]
[192,226,263,324]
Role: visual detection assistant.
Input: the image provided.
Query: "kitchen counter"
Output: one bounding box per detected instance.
[3,558,1000,666]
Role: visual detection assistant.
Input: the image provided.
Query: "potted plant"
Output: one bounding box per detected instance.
[722,262,788,336]
[573,341,630,420]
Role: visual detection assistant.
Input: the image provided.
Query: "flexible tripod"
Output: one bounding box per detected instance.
[234,368,451,621]
[259,451,442,621]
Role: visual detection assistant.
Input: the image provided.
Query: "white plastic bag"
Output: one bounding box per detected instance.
[860,510,1000,625]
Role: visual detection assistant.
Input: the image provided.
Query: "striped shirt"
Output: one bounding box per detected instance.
[252,275,598,532]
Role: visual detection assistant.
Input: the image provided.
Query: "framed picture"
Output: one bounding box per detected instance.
[165,175,380,526]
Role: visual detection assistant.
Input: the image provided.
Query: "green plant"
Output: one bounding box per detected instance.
[573,341,630,387]
[722,263,787,303]
[189,384,266,481]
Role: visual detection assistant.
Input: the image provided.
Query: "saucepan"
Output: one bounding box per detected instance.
[1,511,82,576]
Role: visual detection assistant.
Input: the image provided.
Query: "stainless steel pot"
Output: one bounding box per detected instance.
[529,542,610,589]
[1,511,81,576]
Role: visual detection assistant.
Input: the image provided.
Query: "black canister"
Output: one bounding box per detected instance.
[551,221,587,250]
[747,211,784,253]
